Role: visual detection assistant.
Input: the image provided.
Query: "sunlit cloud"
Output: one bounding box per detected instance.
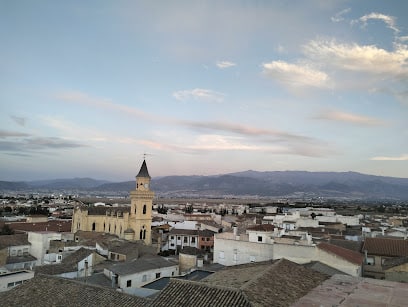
[370,154,408,161]
[314,110,385,126]
[356,12,399,33]
[216,61,237,69]
[303,39,408,77]
[172,88,225,103]
[262,60,329,88]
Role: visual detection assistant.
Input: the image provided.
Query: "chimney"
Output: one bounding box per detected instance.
[111,274,117,288]
[233,226,238,236]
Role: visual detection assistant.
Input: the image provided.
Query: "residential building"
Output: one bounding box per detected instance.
[0,270,34,292]
[0,234,37,271]
[104,256,178,292]
[362,237,408,279]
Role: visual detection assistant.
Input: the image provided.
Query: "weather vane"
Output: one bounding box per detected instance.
[143,152,154,160]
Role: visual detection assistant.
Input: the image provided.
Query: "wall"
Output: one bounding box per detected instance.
[273,244,317,264]
[317,249,361,276]
[385,263,408,282]
[28,232,62,265]
[214,236,274,266]
[117,265,179,289]
[179,253,197,273]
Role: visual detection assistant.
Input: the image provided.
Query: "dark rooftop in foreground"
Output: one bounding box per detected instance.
[0,274,149,307]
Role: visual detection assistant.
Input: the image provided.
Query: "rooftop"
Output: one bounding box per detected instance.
[0,274,149,307]
[107,256,177,276]
[292,274,408,307]
[0,233,30,249]
[362,237,408,257]
[318,242,364,265]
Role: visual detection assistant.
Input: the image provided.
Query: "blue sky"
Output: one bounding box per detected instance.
[1,0,407,181]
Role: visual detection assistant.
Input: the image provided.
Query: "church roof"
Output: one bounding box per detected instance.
[137,160,151,178]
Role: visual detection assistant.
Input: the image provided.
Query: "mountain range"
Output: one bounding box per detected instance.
[1,171,408,200]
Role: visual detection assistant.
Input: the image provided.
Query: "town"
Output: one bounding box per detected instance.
[0,160,407,306]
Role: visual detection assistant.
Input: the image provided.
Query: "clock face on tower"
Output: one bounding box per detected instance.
[144,183,149,189]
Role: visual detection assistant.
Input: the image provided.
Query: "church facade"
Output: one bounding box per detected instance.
[71,160,154,245]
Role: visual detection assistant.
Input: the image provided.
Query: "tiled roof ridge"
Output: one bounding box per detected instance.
[31,274,151,303]
[238,258,291,291]
[172,278,248,294]
[318,242,363,265]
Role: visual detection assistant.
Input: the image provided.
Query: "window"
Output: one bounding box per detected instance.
[172,271,174,276]
[7,282,14,288]
[206,238,210,241]
[92,222,96,231]
[170,243,174,247]
[143,204,147,214]
[142,275,147,282]
[366,256,375,265]
[177,236,181,241]
[258,236,262,242]
[170,236,174,240]
[202,238,205,241]
[183,237,188,243]
[156,272,161,279]
[191,237,195,244]
[127,280,132,287]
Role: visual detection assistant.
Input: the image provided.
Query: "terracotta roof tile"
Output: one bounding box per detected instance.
[0,274,149,306]
[0,233,30,249]
[362,237,408,257]
[7,220,72,232]
[151,279,251,307]
[246,224,275,232]
[318,242,364,265]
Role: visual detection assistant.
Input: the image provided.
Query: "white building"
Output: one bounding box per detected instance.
[104,256,178,292]
[0,270,34,292]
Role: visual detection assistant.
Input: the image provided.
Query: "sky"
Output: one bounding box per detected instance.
[0,0,407,181]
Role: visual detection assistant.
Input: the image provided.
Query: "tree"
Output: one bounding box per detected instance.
[0,224,14,235]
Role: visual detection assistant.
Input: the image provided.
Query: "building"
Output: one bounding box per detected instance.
[71,160,154,244]
[0,270,34,292]
[104,256,179,291]
[362,237,408,279]
[0,234,37,271]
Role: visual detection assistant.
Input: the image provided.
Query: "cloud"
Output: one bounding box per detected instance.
[370,154,408,161]
[314,110,385,126]
[0,130,31,138]
[216,61,236,69]
[262,60,329,88]
[0,137,87,152]
[303,40,408,78]
[331,8,351,23]
[56,91,154,121]
[11,116,27,127]
[357,12,399,33]
[172,88,225,103]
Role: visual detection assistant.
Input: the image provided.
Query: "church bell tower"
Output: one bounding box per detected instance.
[129,160,154,245]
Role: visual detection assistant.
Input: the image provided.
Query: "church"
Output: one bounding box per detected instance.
[71,160,154,245]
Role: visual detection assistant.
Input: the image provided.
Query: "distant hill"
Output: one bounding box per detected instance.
[1,171,408,200]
